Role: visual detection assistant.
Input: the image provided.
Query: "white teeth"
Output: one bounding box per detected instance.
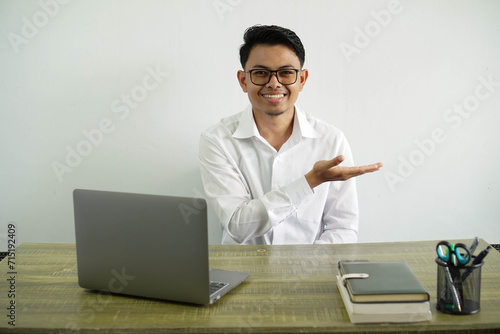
[263,94,284,98]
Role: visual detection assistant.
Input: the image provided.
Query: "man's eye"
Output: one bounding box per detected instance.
[253,71,269,77]
[279,71,294,76]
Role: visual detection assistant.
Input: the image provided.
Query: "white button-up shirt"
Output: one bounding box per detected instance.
[198,105,359,245]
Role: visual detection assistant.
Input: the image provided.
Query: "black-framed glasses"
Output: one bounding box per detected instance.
[246,69,300,86]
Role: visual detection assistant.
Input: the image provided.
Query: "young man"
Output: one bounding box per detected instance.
[199,25,382,245]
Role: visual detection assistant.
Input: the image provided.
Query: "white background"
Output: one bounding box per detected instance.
[1,0,499,246]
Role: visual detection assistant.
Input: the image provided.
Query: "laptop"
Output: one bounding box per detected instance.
[73,189,249,305]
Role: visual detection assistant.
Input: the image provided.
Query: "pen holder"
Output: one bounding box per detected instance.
[436,257,482,315]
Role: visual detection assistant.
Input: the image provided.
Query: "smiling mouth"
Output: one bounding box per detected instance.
[262,94,285,99]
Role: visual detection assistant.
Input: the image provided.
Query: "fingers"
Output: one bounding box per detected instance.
[352,162,383,175]
[323,161,383,182]
[325,155,345,168]
[343,162,383,178]
[328,156,382,174]
[363,162,383,172]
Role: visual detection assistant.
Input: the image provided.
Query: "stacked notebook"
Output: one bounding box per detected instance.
[336,261,432,324]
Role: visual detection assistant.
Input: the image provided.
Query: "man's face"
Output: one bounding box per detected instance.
[237,44,308,118]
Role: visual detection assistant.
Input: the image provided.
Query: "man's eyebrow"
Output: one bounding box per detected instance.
[251,65,296,69]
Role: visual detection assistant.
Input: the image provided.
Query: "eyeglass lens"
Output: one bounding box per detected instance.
[250,70,298,86]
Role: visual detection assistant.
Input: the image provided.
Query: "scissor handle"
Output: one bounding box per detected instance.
[454,243,471,265]
[436,241,471,266]
[437,241,453,263]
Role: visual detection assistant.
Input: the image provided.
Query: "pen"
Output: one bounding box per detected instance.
[461,245,491,281]
[468,237,479,255]
[472,246,491,265]
[444,266,462,312]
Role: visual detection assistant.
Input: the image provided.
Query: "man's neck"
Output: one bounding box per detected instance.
[253,107,295,152]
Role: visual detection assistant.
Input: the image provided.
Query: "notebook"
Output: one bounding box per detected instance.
[338,261,430,303]
[73,189,249,305]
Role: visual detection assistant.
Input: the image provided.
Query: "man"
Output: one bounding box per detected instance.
[199,25,382,245]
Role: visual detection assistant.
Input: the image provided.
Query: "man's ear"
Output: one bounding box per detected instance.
[237,70,248,93]
[298,69,309,92]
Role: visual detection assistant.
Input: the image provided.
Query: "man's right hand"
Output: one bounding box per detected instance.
[305,155,383,190]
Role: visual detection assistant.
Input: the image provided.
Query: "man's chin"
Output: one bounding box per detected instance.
[264,110,285,117]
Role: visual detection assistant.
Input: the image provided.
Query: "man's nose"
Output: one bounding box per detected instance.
[266,72,281,87]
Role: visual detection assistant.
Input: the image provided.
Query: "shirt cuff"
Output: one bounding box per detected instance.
[284,176,314,209]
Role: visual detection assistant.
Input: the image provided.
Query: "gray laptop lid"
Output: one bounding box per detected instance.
[73,189,247,305]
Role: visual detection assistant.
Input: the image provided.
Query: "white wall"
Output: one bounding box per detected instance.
[1,0,499,247]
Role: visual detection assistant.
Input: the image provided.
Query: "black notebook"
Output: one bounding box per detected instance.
[338,261,430,303]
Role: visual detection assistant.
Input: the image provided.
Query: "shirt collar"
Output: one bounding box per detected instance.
[232,104,321,139]
[232,105,259,139]
[294,105,321,139]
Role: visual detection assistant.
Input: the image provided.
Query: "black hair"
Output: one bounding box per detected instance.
[239,25,305,69]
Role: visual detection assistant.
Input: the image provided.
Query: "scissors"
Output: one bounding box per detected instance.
[436,241,471,266]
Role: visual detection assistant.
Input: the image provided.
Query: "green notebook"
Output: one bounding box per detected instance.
[338,261,430,303]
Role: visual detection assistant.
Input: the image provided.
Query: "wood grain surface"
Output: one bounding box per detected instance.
[0,239,499,333]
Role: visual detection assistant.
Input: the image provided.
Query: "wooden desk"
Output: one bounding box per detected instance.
[1,240,499,333]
